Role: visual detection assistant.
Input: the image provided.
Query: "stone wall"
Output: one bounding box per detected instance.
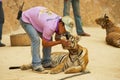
[2,0,120,34]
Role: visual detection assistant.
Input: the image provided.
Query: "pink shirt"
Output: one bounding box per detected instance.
[22,6,61,40]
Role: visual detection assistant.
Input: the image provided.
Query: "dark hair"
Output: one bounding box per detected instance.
[59,19,65,26]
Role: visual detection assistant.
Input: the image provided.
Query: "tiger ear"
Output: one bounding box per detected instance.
[104,14,109,20]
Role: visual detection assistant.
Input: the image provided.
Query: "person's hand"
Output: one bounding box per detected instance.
[60,39,71,48]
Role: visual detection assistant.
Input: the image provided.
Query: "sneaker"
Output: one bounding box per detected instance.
[33,66,45,72]
[43,62,54,69]
[78,32,90,37]
[0,43,6,47]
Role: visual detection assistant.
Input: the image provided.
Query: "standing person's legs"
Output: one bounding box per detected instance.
[0,2,5,46]
[72,0,90,36]
[63,0,71,16]
[72,0,83,34]
[19,19,44,71]
[0,23,3,41]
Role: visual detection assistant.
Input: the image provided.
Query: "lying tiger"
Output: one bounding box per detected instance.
[95,14,120,48]
[9,33,89,74]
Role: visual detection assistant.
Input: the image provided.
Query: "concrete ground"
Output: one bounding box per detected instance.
[0,27,120,80]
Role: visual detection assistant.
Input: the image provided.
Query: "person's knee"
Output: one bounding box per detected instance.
[32,36,40,44]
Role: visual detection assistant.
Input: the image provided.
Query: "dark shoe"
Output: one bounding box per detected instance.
[78,32,90,37]
[43,62,54,69]
[0,43,6,47]
[43,65,53,68]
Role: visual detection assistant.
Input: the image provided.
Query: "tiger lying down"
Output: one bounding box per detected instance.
[95,14,120,48]
[9,33,89,74]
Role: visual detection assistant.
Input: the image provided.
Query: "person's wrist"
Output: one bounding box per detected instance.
[57,40,62,44]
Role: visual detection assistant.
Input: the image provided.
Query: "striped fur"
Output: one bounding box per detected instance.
[50,45,88,74]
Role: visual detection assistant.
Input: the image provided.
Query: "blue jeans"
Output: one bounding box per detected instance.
[0,2,4,40]
[63,0,84,35]
[19,19,52,70]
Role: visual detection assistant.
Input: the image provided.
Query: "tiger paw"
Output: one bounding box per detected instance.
[50,69,61,74]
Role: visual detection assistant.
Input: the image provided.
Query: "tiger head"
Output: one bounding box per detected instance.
[55,32,81,55]
[95,14,110,29]
[60,32,82,55]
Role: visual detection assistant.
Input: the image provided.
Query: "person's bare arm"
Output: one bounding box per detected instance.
[42,38,70,47]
